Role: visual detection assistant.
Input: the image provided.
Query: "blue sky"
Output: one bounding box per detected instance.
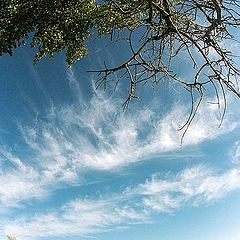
[0,35,240,240]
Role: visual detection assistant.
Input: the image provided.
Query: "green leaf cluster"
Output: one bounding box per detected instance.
[0,0,147,65]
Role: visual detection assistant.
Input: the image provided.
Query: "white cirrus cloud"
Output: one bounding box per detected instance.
[2,165,240,239]
[131,165,240,212]
[0,148,45,207]
[2,197,148,240]
[231,141,240,166]
[0,70,239,207]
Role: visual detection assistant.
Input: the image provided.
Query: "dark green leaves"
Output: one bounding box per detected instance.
[0,0,96,65]
[0,0,164,65]
[0,0,154,65]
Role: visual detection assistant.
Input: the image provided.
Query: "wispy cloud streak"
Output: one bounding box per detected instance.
[2,197,148,239]
[2,165,240,239]
[132,166,240,211]
[0,71,239,207]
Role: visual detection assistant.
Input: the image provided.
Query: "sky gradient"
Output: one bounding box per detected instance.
[0,36,240,240]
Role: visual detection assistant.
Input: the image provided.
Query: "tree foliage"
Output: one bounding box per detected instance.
[1,0,240,131]
[5,236,16,240]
